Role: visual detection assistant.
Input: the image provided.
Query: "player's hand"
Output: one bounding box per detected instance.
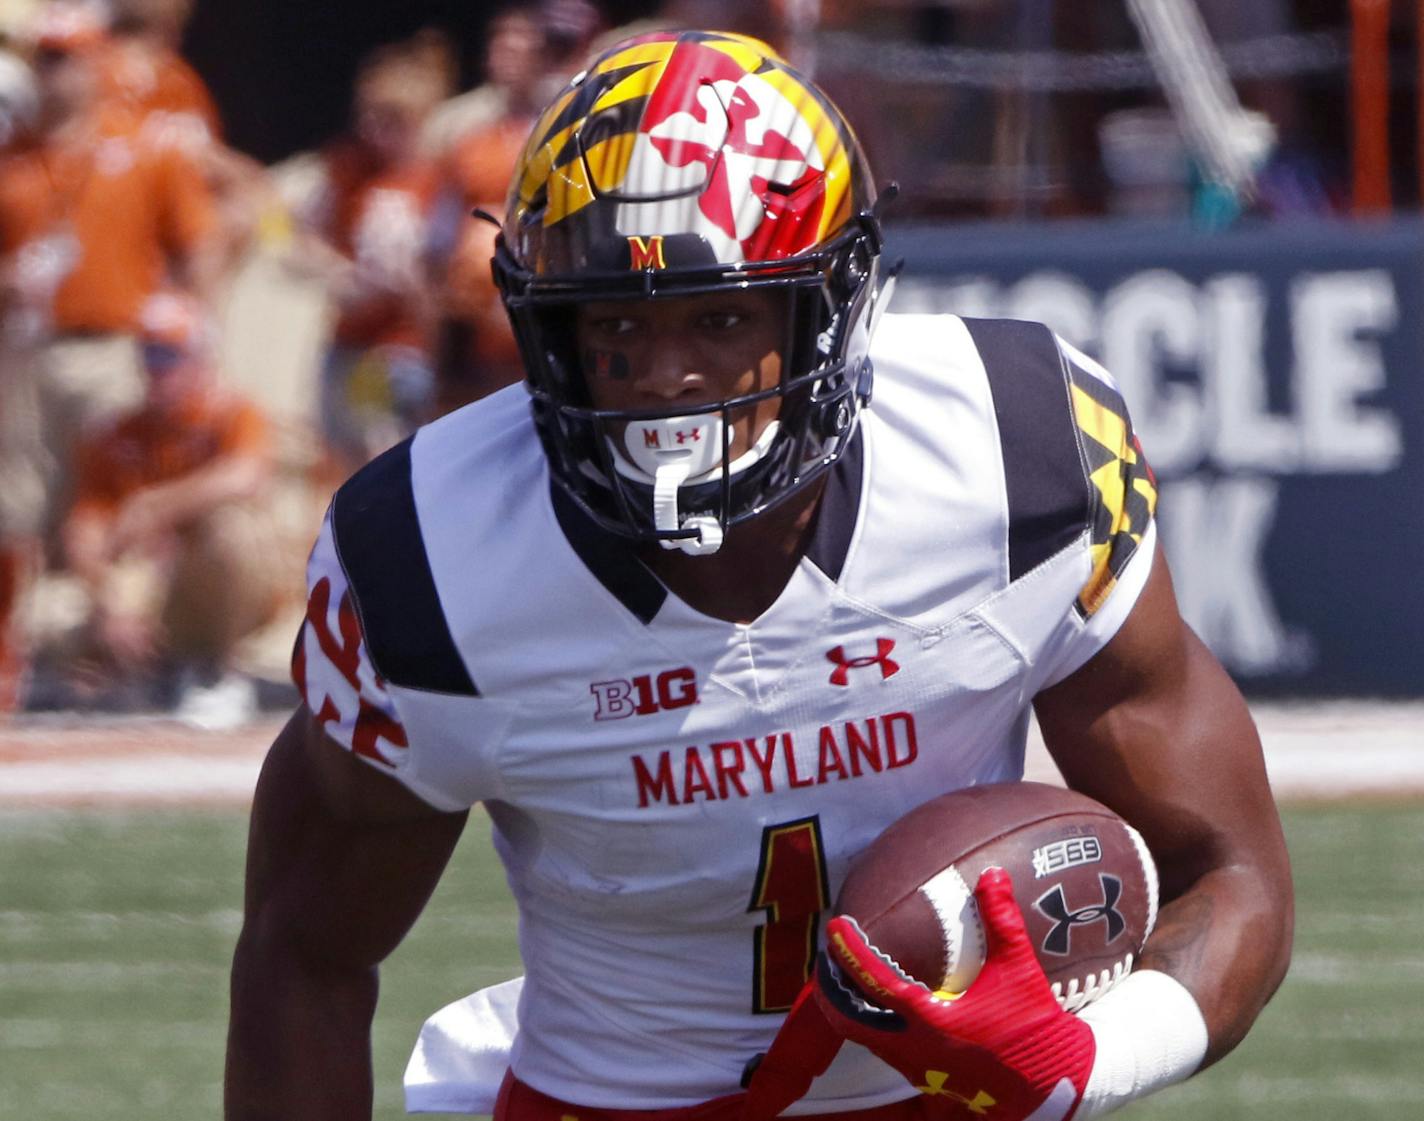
[815,867,1096,1121]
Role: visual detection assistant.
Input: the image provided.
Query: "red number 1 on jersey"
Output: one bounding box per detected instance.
[748,816,830,1013]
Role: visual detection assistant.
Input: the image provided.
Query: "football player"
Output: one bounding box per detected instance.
[226,30,1292,1121]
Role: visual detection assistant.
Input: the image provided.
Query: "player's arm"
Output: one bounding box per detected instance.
[224,706,468,1120]
[1035,543,1293,1065]
[778,553,1291,1121]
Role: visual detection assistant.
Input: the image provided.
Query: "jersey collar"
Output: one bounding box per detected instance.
[550,428,865,625]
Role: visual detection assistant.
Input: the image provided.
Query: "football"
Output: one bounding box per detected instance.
[835,781,1159,1013]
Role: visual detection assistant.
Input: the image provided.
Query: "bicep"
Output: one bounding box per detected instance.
[242,706,469,971]
[1034,545,1283,896]
[1034,546,1293,1058]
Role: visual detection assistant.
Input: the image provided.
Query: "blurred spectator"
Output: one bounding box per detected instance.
[59,293,281,727]
[424,3,604,413]
[590,0,786,57]
[0,309,41,713]
[285,33,450,477]
[0,41,37,716]
[431,169,524,413]
[99,0,278,284]
[429,11,549,411]
[0,43,36,149]
[99,0,220,145]
[422,2,601,161]
[0,0,220,557]
[0,536,31,713]
[540,0,606,69]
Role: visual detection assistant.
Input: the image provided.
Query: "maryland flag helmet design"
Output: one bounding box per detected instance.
[493,30,888,553]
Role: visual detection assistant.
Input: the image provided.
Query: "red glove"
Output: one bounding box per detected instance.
[741,977,844,1121]
[815,867,1097,1121]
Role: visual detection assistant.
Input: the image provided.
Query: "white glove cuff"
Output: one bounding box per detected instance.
[1075,969,1209,1119]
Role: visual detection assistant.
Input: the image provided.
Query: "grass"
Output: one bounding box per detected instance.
[0,802,1419,1120]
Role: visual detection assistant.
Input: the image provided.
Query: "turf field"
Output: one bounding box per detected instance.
[0,801,1420,1120]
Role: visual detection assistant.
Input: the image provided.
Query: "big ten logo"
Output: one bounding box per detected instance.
[591,667,698,720]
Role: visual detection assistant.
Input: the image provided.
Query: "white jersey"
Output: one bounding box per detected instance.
[294,313,1159,1114]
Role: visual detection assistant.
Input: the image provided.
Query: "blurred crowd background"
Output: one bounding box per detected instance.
[0,0,1403,728]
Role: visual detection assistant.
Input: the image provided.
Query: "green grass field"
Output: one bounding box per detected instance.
[1,802,1420,1120]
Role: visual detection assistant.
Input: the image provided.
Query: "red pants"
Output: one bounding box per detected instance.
[494,1072,937,1121]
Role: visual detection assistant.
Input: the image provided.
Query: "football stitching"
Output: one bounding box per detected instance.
[1123,820,1161,942]
[917,865,983,992]
[1053,956,1134,1013]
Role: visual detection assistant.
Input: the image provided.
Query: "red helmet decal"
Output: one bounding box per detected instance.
[637,42,828,259]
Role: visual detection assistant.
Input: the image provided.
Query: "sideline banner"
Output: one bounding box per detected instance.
[888,219,1423,695]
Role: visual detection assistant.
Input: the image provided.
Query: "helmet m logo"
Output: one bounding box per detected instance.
[1034,874,1126,956]
[628,235,667,270]
[825,638,899,687]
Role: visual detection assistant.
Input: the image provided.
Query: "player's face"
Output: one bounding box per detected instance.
[576,288,787,459]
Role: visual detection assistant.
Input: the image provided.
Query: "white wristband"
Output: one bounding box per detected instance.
[1075,970,1209,1119]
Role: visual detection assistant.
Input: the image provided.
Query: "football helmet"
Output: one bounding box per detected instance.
[493,29,892,554]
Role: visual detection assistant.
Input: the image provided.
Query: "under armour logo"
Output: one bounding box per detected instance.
[826,638,899,686]
[915,1071,996,1114]
[1034,874,1126,956]
[675,428,701,444]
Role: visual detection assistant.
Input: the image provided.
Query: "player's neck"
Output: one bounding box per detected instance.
[639,477,829,625]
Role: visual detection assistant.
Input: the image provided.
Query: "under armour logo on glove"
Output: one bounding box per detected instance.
[826,638,899,686]
[915,1070,998,1114]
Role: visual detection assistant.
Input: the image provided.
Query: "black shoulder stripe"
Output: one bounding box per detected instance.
[331,438,479,695]
[805,425,864,582]
[961,318,1091,581]
[550,482,667,625]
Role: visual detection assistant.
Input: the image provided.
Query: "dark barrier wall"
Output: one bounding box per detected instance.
[886,219,1424,696]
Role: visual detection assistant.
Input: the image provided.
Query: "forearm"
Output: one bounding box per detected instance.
[225,924,380,1120]
[1038,551,1294,1084]
[1138,861,1292,1066]
[226,715,470,1118]
[1067,861,1290,1118]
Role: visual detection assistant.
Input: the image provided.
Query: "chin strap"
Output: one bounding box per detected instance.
[614,416,781,557]
[651,457,725,555]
